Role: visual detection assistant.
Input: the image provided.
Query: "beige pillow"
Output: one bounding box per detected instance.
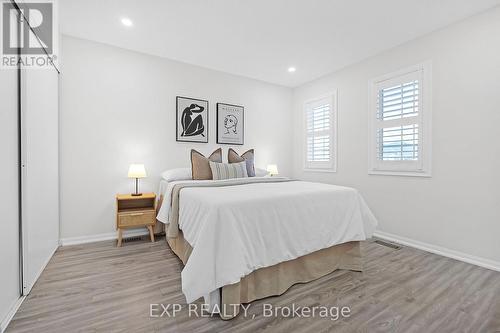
[191,148,222,180]
[228,148,255,177]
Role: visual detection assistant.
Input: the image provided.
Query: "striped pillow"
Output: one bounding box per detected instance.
[209,161,248,180]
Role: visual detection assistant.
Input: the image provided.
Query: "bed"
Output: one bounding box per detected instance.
[156,177,377,319]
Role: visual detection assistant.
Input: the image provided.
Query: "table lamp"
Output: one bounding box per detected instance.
[266,164,279,176]
[128,164,147,196]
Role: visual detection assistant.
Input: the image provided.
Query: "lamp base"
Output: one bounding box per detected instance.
[131,193,143,196]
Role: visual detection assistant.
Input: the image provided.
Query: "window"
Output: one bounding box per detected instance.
[369,63,432,176]
[304,93,337,171]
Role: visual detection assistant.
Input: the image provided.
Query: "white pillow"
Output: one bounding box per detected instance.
[161,168,192,182]
[255,167,269,177]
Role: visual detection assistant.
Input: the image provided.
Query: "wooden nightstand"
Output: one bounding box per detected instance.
[116,193,156,247]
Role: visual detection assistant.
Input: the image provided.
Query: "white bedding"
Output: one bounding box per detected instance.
[157,178,378,303]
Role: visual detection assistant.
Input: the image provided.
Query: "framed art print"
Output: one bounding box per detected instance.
[216,103,244,145]
[176,96,209,143]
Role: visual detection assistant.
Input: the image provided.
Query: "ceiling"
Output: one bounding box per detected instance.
[60,0,500,87]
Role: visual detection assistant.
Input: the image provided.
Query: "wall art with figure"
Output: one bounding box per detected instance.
[216,103,244,145]
[176,96,209,143]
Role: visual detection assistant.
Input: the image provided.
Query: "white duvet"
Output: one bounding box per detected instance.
[157,178,378,303]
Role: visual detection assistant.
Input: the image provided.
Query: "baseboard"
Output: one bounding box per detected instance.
[0,296,26,333]
[373,230,500,272]
[59,229,150,246]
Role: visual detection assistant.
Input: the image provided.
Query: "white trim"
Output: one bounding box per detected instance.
[24,244,58,294]
[368,61,432,177]
[368,170,431,177]
[373,230,500,272]
[0,296,26,333]
[303,91,338,172]
[369,62,429,86]
[303,168,337,173]
[59,229,150,246]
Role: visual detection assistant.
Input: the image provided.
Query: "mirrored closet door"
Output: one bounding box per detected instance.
[0,41,22,329]
[19,5,60,294]
[0,3,59,328]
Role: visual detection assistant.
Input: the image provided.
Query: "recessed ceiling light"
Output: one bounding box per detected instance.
[288,67,296,73]
[121,17,133,27]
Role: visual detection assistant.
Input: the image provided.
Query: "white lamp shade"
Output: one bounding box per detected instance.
[128,164,147,178]
[266,164,279,175]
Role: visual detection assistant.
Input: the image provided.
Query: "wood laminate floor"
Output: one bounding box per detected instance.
[6,236,500,333]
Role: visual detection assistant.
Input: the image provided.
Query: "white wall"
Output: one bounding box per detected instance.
[60,35,293,240]
[0,62,20,332]
[292,8,500,263]
[61,8,500,266]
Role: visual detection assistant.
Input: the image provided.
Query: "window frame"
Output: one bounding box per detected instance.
[368,62,432,177]
[303,91,337,172]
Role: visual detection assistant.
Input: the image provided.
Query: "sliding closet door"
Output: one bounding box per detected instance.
[0,62,21,326]
[21,61,60,294]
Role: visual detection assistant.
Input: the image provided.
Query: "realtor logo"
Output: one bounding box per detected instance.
[1,1,57,68]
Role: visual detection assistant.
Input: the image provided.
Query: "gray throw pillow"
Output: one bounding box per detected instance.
[228,148,255,177]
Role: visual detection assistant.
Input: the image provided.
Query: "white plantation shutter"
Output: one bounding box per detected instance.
[307,104,330,161]
[304,94,336,170]
[377,124,419,161]
[377,78,419,161]
[369,63,432,176]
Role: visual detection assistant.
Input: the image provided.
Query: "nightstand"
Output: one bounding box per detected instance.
[116,193,156,247]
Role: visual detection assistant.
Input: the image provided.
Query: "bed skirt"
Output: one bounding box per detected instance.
[165,226,362,320]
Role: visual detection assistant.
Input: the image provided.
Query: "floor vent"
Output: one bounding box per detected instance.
[123,236,144,243]
[374,239,402,250]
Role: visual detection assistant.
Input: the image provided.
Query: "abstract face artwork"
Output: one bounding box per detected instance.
[217,103,244,145]
[176,97,209,143]
[224,114,238,134]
